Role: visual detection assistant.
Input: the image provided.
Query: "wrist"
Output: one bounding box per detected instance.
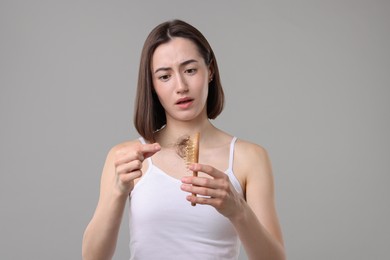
[228,197,248,224]
[111,186,131,202]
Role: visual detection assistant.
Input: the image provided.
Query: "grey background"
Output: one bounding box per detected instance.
[1,1,389,259]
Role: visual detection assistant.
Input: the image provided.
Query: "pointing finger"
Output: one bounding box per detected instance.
[188,163,224,179]
[140,143,161,159]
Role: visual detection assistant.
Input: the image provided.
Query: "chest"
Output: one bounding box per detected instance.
[129,168,241,258]
[149,145,231,180]
[130,173,235,235]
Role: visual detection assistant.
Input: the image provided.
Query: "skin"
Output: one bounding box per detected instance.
[82,37,286,260]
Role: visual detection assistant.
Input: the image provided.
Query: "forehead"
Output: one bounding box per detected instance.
[152,37,204,69]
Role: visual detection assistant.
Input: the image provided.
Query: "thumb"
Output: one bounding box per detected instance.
[140,143,161,159]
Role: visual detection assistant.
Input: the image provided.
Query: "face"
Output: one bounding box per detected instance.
[151,37,212,124]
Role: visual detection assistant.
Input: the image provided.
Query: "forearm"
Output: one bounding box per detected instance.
[230,201,286,260]
[82,191,128,260]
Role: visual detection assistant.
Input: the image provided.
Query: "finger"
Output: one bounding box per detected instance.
[181,183,227,198]
[188,163,225,179]
[114,143,160,166]
[181,176,226,190]
[119,170,142,184]
[186,194,224,208]
[116,160,143,174]
[140,143,161,159]
[115,150,143,167]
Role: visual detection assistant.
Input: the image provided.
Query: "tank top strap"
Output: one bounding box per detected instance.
[228,137,238,170]
[138,136,147,144]
[138,137,153,165]
[226,137,243,195]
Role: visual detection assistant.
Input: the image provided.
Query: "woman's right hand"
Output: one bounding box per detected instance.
[82,141,160,260]
[114,143,161,195]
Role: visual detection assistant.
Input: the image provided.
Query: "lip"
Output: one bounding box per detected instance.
[175,97,194,109]
[175,97,194,105]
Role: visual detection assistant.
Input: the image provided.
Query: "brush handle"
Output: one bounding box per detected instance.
[191,170,198,206]
[189,132,200,207]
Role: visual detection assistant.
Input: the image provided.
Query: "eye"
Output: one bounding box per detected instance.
[185,68,197,75]
[158,74,171,81]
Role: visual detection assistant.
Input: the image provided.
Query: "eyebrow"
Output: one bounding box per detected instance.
[153,59,199,74]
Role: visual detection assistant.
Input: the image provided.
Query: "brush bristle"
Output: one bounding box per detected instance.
[179,132,200,206]
[183,132,200,165]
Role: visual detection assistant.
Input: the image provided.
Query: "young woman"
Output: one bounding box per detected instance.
[82,19,285,260]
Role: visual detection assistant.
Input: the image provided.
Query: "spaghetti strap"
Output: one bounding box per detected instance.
[138,137,146,144]
[138,137,153,165]
[226,137,243,195]
[228,137,238,171]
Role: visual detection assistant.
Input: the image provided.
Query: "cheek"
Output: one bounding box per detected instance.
[154,89,166,104]
[153,84,171,107]
[199,79,209,99]
[202,87,209,102]
[152,80,164,97]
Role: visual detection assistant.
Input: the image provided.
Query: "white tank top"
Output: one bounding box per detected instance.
[128,137,243,260]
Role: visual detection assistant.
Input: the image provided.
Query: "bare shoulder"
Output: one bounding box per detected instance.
[98,139,142,196]
[106,139,142,159]
[234,139,271,168]
[110,139,142,152]
[100,139,142,179]
[233,139,273,187]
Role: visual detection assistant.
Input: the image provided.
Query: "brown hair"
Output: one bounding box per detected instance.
[134,19,225,142]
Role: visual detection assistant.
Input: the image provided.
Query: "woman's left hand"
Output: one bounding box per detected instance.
[180,163,244,219]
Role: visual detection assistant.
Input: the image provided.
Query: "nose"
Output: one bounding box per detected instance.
[176,74,189,94]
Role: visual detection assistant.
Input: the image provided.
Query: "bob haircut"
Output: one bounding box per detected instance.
[134,19,225,142]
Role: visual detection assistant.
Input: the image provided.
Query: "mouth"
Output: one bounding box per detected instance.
[176,97,194,105]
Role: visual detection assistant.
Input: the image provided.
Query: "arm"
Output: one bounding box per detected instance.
[230,143,285,260]
[181,142,285,260]
[82,141,160,260]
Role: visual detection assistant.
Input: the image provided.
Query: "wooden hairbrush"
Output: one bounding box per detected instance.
[182,132,200,206]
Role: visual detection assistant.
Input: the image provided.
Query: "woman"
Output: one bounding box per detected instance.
[82,19,285,260]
